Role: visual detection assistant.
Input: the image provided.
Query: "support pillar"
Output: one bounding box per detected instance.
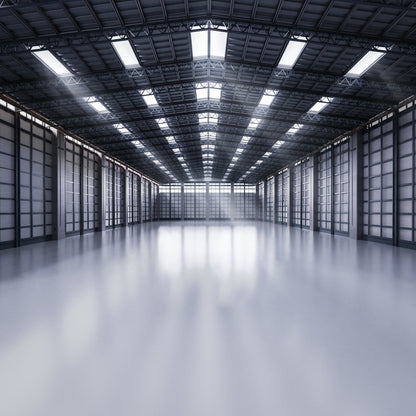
[124,168,129,226]
[309,154,318,232]
[52,131,66,240]
[349,131,363,240]
[287,167,293,226]
[98,156,106,231]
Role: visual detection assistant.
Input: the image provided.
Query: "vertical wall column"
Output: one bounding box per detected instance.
[309,155,318,231]
[14,112,21,246]
[349,130,363,240]
[124,168,129,226]
[181,184,185,220]
[98,156,106,231]
[287,167,293,226]
[52,131,66,240]
[392,110,399,246]
[205,183,209,220]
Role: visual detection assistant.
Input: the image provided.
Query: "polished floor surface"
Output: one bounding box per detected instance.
[1,221,416,416]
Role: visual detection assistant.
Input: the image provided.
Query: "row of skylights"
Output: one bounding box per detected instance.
[225,89,279,179]
[308,97,333,114]
[166,135,193,180]
[156,118,169,129]
[198,112,218,125]
[113,123,130,135]
[195,82,222,101]
[191,23,228,60]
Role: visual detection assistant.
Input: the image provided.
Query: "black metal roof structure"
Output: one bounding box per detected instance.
[0,0,415,183]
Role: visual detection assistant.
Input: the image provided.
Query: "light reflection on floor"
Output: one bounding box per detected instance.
[0,221,416,416]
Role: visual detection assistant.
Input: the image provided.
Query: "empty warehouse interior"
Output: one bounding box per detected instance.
[1,1,416,415]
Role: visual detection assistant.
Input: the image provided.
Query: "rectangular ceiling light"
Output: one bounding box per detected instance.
[113,123,130,135]
[248,118,261,129]
[210,27,228,59]
[140,89,158,106]
[287,123,304,135]
[259,89,278,107]
[83,96,108,113]
[32,49,71,76]
[277,37,308,70]
[191,28,209,59]
[345,49,386,78]
[308,97,334,114]
[241,136,251,145]
[209,83,222,100]
[156,118,169,129]
[111,37,140,68]
[273,140,284,149]
[196,85,209,100]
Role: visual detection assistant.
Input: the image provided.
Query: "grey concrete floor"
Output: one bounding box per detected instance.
[0,221,416,416]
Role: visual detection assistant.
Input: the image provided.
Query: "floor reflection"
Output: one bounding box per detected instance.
[0,221,416,416]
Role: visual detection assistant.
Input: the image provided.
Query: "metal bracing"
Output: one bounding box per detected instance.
[1,14,416,54]
[2,60,412,100]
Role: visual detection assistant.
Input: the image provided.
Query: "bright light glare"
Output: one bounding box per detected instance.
[308,97,333,114]
[32,49,71,76]
[210,28,228,58]
[248,118,261,129]
[83,97,108,113]
[259,89,278,107]
[345,50,386,78]
[278,37,308,70]
[287,123,304,135]
[113,123,130,134]
[191,29,209,58]
[111,38,140,68]
[140,89,158,106]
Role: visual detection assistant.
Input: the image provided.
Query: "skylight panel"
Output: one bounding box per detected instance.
[83,96,108,113]
[198,113,218,125]
[273,140,284,149]
[277,37,308,70]
[196,86,209,100]
[308,97,333,114]
[248,118,261,129]
[287,123,304,135]
[132,140,144,149]
[140,89,158,107]
[241,136,251,145]
[345,49,387,78]
[210,28,228,59]
[31,49,71,76]
[111,37,140,68]
[191,28,209,59]
[166,135,176,144]
[259,90,278,107]
[209,84,222,100]
[113,123,130,135]
[156,118,169,129]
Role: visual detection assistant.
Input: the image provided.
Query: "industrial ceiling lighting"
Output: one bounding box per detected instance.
[113,123,130,135]
[83,97,108,113]
[287,123,304,135]
[140,89,158,107]
[241,136,251,145]
[166,135,176,144]
[111,36,140,68]
[198,112,218,125]
[156,118,169,129]
[31,48,71,76]
[277,36,308,70]
[308,97,334,114]
[195,82,222,101]
[259,89,278,107]
[131,140,144,149]
[273,140,284,149]
[248,118,261,129]
[345,48,387,78]
[191,23,228,59]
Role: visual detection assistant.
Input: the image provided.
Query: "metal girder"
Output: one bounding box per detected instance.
[52,103,363,131]
[2,60,412,100]
[0,14,415,54]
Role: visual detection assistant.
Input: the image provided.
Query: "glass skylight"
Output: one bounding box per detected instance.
[111,36,140,68]
[273,140,284,149]
[287,124,304,135]
[83,96,108,113]
[156,118,169,129]
[277,36,308,70]
[198,112,218,125]
[259,89,278,107]
[308,97,333,114]
[31,49,71,76]
[140,89,158,107]
[241,136,251,145]
[113,123,130,135]
[191,23,228,60]
[248,118,261,129]
[345,48,387,78]
[195,82,222,101]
